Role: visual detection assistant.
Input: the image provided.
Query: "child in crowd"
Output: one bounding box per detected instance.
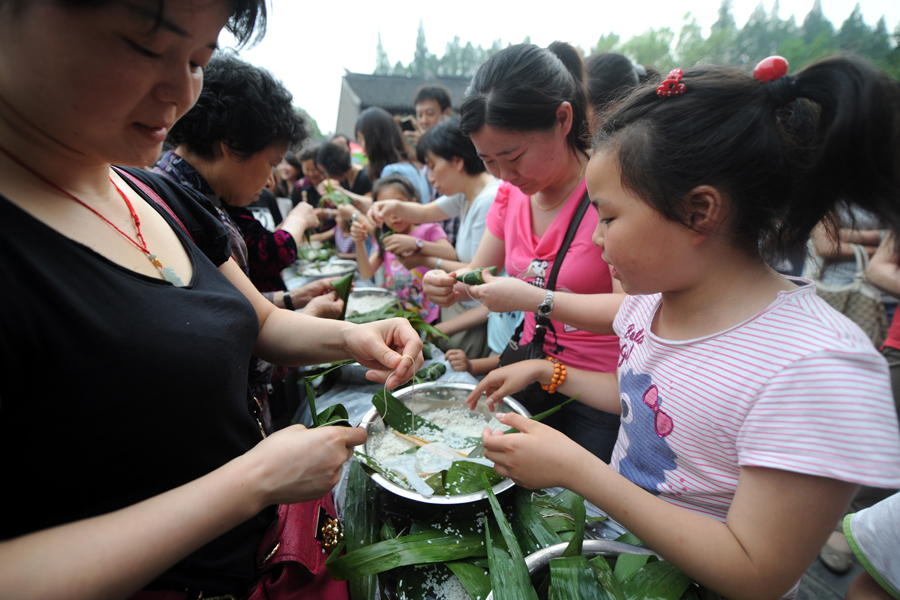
[466,55,900,600]
[844,492,900,600]
[351,175,455,323]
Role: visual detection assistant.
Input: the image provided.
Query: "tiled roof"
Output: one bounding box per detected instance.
[343,73,471,114]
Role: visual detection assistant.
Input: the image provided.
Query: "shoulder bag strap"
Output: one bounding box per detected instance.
[113,167,195,243]
[535,191,591,326]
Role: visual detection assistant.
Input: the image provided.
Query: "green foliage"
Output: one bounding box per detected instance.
[374,4,899,88]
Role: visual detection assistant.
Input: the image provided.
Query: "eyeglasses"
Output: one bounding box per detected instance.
[642,384,674,438]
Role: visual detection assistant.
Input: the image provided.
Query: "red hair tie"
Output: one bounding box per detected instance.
[753,56,798,106]
[656,68,686,97]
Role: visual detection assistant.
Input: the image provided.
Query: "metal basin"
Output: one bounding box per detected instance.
[297,258,357,280]
[359,382,530,505]
[484,540,660,600]
[346,287,400,319]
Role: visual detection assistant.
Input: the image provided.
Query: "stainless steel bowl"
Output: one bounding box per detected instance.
[359,382,530,505]
[297,258,357,280]
[484,540,660,600]
[346,287,400,319]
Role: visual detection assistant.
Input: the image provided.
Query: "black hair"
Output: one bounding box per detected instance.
[414,83,452,112]
[26,0,266,47]
[585,52,639,110]
[355,107,411,179]
[316,143,352,178]
[460,42,589,153]
[416,116,486,175]
[168,52,306,160]
[331,133,351,145]
[593,55,900,258]
[282,151,301,171]
[372,174,421,203]
[298,144,320,163]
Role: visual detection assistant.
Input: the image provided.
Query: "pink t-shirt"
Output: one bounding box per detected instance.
[382,222,447,323]
[485,180,619,373]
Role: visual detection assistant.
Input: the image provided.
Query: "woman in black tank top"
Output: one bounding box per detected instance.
[0,2,422,598]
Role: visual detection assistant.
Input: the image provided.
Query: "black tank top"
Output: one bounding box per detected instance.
[0,168,272,595]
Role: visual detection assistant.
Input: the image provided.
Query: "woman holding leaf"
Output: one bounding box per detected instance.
[0,1,422,598]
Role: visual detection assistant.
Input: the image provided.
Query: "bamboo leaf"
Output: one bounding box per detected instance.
[325,528,486,580]
[371,389,442,435]
[620,560,691,600]
[304,378,319,428]
[318,403,351,427]
[614,532,644,547]
[588,556,627,600]
[511,488,563,555]
[333,271,355,321]
[614,555,654,584]
[559,492,586,558]
[345,461,380,600]
[482,473,539,600]
[445,461,502,495]
[548,555,610,600]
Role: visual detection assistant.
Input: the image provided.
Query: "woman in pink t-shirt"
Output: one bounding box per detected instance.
[423,42,623,461]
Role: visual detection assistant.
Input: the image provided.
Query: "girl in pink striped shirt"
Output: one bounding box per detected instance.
[467,55,900,600]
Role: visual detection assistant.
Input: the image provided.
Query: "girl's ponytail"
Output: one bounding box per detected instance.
[784,56,900,246]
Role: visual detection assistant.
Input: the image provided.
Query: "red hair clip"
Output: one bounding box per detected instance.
[656,68,686,97]
[753,55,789,82]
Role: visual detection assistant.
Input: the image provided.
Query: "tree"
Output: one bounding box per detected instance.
[591,33,620,54]
[801,0,834,44]
[374,32,391,75]
[620,27,674,70]
[711,0,736,34]
[675,13,707,66]
[837,3,873,54]
[296,107,323,141]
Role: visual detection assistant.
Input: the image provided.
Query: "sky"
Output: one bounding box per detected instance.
[221,0,899,137]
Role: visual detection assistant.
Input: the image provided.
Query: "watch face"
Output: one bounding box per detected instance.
[416,239,424,249]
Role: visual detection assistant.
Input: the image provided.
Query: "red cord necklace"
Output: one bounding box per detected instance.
[0,143,184,286]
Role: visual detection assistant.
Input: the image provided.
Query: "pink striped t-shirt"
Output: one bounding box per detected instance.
[611,280,900,520]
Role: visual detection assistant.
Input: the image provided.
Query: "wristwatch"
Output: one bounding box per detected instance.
[537,290,554,317]
[414,238,425,253]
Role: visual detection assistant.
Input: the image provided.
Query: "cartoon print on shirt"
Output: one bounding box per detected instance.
[524,259,550,289]
[618,369,677,495]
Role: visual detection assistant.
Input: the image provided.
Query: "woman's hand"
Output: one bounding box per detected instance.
[465,359,551,410]
[316,178,348,197]
[481,412,584,490]
[382,233,418,257]
[467,270,543,313]
[368,200,402,228]
[249,424,367,505]
[340,318,423,388]
[291,278,336,307]
[301,292,343,319]
[445,349,470,373]
[423,269,459,307]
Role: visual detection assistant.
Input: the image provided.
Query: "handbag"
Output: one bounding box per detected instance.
[810,242,888,347]
[497,192,591,369]
[132,494,347,600]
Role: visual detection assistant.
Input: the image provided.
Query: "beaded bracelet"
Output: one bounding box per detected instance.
[540,357,567,394]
